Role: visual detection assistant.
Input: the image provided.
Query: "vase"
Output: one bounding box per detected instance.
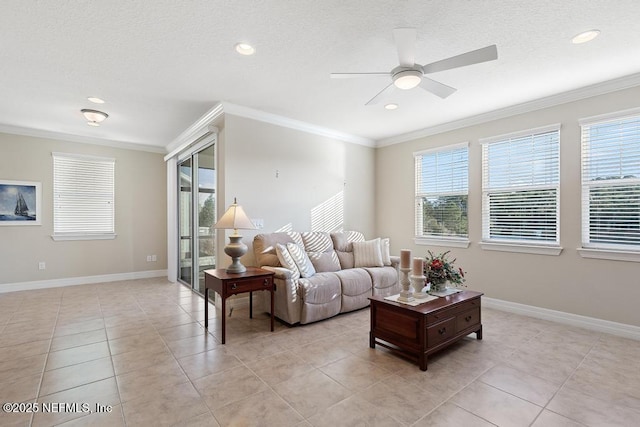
[431,281,448,292]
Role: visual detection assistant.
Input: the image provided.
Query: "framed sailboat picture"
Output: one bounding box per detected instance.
[0,180,42,225]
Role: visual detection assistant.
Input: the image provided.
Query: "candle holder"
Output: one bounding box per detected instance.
[410,274,428,299]
[397,267,414,302]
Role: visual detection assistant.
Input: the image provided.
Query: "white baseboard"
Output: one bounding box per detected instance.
[0,270,168,294]
[483,297,640,341]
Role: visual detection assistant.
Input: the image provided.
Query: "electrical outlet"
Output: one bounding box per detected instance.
[38,261,46,270]
[146,255,152,262]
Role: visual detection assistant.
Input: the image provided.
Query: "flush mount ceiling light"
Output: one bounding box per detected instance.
[572,29,600,44]
[235,42,255,55]
[81,109,108,127]
[384,103,398,110]
[87,96,105,104]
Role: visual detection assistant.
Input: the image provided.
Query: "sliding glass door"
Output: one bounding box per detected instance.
[178,143,216,294]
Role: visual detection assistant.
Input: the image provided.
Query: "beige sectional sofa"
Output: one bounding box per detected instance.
[252,231,400,325]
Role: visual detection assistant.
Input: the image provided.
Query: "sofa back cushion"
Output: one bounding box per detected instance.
[330,231,365,269]
[253,232,303,267]
[301,232,341,272]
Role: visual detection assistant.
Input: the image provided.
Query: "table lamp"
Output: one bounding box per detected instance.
[214,198,256,273]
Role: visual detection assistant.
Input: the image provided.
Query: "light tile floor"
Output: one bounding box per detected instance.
[1,278,639,426]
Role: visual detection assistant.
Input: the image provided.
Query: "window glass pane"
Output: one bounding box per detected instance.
[415,145,468,239]
[482,127,560,244]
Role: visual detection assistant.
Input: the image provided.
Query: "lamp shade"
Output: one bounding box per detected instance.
[214,198,256,230]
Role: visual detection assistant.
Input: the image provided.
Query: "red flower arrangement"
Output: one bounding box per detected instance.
[424,250,466,289]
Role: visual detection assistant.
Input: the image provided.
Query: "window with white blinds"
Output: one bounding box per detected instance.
[53,152,116,240]
[581,113,640,250]
[481,125,560,246]
[415,143,468,242]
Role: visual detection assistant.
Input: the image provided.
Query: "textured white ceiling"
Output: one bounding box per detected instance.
[1,0,640,150]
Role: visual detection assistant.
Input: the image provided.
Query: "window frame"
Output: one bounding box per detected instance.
[578,108,640,262]
[52,152,116,241]
[414,142,470,248]
[480,124,562,255]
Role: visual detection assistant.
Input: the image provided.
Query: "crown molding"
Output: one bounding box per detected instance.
[221,102,375,147]
[377,72,640,147]
[164,103,224,159]
[0,123,166,153]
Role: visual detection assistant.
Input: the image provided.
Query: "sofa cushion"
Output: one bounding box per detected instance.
[353,238,384,268]
[334,269,373,313]
[286,243,316,278]
[365,266,400,297]
[331,231,365,269]
[301,231,341,272]
[298,273,341,324]
[275,243,301,280]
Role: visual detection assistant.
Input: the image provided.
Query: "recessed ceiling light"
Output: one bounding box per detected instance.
[235,42,255,55]
[385,103,398,110]
[571,29,600,44]
[87,97,105,104]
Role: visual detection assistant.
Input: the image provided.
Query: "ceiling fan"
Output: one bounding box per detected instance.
[330,28,498,105]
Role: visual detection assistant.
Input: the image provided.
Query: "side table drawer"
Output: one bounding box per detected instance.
[225,277,272,294]
[426,317,456,348]
[456,308,480,332]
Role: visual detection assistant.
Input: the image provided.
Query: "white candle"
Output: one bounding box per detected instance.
[400,249,411,269]
[412,257,423,275]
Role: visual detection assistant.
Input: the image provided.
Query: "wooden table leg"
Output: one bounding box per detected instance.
[204,288,209,329]
[249,291,253,319]
[221,295,226,344]
[270,288,274,332]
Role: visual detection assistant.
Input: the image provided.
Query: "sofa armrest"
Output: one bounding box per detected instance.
[390,255,400,268]
[260,266,297,280]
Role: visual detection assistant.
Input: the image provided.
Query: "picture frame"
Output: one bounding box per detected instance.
[0,180,42,226]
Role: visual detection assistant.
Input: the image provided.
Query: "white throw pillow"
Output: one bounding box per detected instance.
[286,243,316,278]
[276,243,301,280]
[353,238,384,268]
[380,237,391,266]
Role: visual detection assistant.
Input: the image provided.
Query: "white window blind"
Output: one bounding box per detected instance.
[53,152,115,239]
[415,143,468,240]
[481,125,560,244]
[581,113,640,249]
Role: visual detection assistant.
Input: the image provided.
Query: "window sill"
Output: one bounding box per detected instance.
[577,248,640,263]
[414,237,470,248]
[480,241,562,256]
[51,233,117,241]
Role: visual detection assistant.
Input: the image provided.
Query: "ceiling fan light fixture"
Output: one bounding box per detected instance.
[393,70,422,90]
[571,29,600,44]
[81,109,108,126]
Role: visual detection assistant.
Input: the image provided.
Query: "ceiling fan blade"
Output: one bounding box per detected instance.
[419,77,457,99]
[422,45,498,74]
[330,72,389,78]
[393,28,416,67]
[365,83,396,105]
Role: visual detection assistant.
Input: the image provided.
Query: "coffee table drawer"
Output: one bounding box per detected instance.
[426,317,456,348]
[456,308,480,332]
[225,277,272,294]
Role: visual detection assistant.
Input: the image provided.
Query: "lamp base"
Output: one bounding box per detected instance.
[224,234,247,274]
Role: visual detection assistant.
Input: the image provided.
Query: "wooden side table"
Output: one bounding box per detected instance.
[204,267,275,344]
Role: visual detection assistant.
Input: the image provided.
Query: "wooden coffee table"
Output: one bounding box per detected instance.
[369,290,483,370]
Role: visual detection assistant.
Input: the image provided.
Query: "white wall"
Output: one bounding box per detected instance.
[220,114,376,267]
[376,86,640,327]
[0,133,167,288]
